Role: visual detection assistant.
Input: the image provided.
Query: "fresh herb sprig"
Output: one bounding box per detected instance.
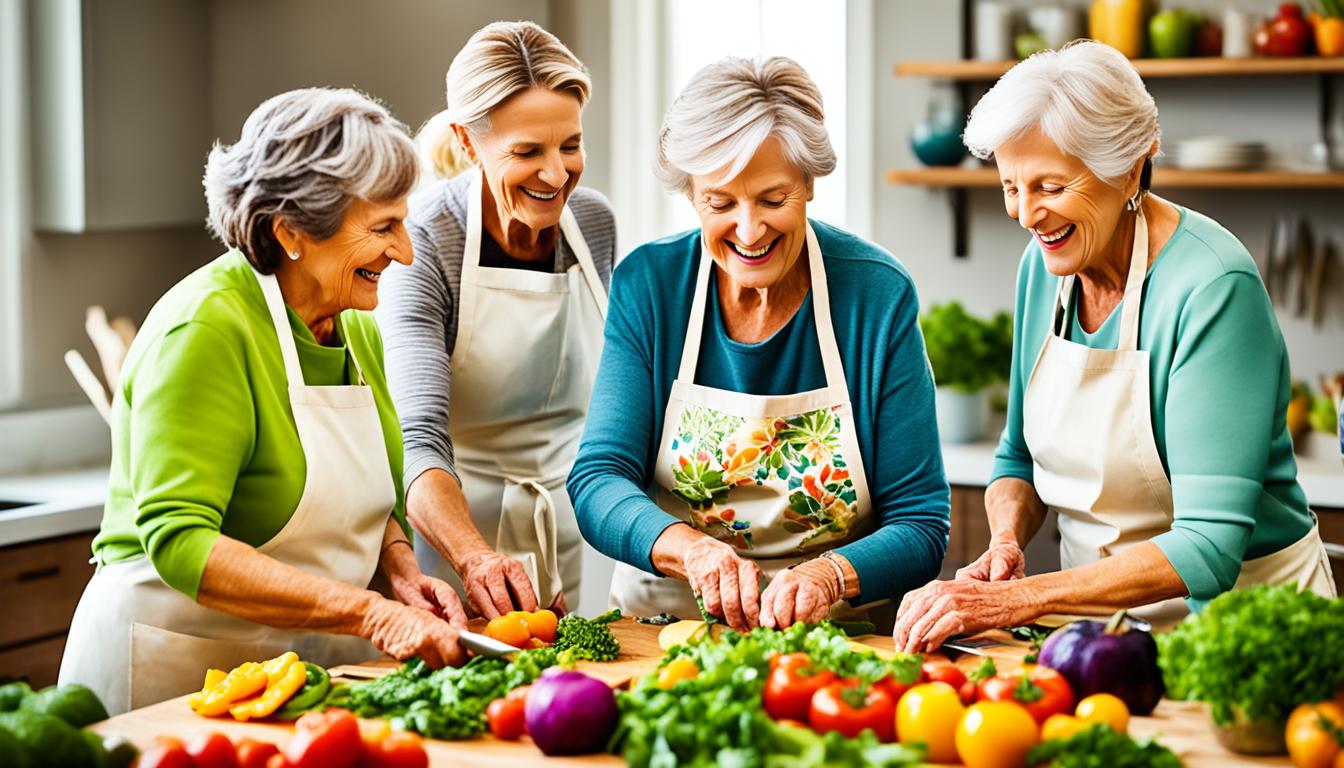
[1027,723,1182,768]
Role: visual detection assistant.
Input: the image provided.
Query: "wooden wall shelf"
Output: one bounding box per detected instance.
[886,167,1344,189]
[895,57,1344,81]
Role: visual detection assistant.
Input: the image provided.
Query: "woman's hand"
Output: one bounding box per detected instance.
[956,536,1027,581]
[360,599,466,668]
[759,559,841,629]
[892,578,1032,653]
[683,537,762,632]
[459,550,540,619]
[387,570,468,628]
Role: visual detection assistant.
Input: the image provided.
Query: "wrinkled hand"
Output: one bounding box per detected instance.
[684,537,762,632]
[760,559,840,629]
[956,537,1026,581]
[362,599,466,668]
[387,570,468,628]
[548,589,568,617]
[459,550,539,619]
[892,578,1026,654]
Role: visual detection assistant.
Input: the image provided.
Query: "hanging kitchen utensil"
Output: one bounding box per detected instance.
[1263,218,1279,301]
[1294,217,1315,317]
[1311,239,1335,329]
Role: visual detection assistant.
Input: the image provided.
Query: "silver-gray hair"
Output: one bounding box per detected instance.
[962,40,1160,186]
[655,56,836,196]
[204,87,418,273]
[444,20,590,142]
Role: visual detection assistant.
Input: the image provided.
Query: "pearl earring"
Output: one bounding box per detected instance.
[289,251,300,261]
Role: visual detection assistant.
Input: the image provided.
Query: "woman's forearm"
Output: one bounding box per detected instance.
[376,516,422,582]
[406,468,492,572]
[197,535,383,637]
[1015,541,1189,619]
[984,477,1048,546]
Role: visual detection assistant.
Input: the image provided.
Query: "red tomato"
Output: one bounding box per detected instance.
[977,667,1075,724]
[922,662,968,691]
[362,731,429,768]
[763,653,839,723]
[186,732,238,768]
[285,709,362,768]
[265,755,292,768]
[139,738,194,768]
[808,679,897,742]
[875,673,916,705]
[959,680,978,705]
[486,695,528,741]
[236,738,281,768]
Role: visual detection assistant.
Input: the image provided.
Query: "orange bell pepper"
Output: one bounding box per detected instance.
[1316,15,1344,56]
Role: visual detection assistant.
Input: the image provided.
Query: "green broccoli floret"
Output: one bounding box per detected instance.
[553,608,622,662]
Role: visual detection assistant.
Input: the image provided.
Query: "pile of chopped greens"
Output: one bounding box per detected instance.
[1027,723,1183,768]
[612,621,924,767]
[554,608,622,661]
[1156,585,1344,726]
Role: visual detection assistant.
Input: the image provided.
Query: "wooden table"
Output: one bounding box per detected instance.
[90,620,1291,767]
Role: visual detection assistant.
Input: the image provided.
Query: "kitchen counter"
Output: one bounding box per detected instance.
[0,467,107,548]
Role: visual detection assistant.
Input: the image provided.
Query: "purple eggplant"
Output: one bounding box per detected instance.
[1037,610,1165,715]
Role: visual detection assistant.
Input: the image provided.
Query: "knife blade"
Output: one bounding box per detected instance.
[459,629,519,659]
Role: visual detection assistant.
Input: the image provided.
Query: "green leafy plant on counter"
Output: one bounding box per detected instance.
[919,302,1013,393]
[612,621,924,767]
[1156,585,1344,727]
[1027,723,1183,768]
[554,608,622,661]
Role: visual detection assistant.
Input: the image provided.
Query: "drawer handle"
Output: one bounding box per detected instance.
[17,565,60,582]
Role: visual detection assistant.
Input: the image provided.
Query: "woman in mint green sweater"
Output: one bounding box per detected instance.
[895,42,1335,653]
[60,88,468,714]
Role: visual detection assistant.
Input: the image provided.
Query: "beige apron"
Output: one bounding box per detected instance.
[414,169,606,609]
[609,224,876,619]
[1022,210,1335,625]
[59,267,394,715]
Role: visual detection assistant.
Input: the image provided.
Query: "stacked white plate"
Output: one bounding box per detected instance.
[1171,138,1267,171]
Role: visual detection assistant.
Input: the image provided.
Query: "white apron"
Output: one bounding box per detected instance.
[414,170,607,609]
[59,267,394,715]
[1022,210,1336,624]
[609,225,876,620]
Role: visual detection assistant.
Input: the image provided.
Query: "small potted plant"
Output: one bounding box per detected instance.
[919,302,1013,443]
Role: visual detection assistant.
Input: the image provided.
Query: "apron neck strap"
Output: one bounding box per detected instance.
[677,223,848,391]
[1049,209,1149,352]
[254,267,307,386]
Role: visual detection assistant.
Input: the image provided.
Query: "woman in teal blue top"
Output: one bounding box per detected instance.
[895,42,1335,652]
[568,57,950,632]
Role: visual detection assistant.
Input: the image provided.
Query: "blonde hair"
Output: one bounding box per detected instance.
[420,21,590,168]
[414,110,473,183]
[655,56,836,196]
[962,41,1160,185]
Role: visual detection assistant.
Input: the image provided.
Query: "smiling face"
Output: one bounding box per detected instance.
[277,196,412,317]
[457,86,584,235]
[995,127,1142,277]
[689,136,812,291]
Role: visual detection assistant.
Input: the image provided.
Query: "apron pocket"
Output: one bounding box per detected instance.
[129,623,283,711]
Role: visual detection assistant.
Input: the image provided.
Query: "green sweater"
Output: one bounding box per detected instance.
[992,206,1313,607]
[92,251,408,599]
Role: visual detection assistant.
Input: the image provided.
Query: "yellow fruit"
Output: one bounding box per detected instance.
[956,701,1039,768]
[1041,713,1088,742]
[1075,693,1130,734]
[656,657,700,690]
[897,682,965,764]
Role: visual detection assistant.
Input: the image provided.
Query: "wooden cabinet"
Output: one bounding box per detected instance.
[0,532,95,687]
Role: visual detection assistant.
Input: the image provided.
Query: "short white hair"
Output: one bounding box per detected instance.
[962,41,1160,185]
[655,56,836,196]
[445,20,590,140]
[204,87,417,272]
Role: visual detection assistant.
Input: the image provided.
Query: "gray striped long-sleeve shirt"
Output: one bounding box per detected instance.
[375,171,618,491]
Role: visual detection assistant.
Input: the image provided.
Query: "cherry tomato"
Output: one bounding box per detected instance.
[955,701,1039,768]
[484,614,532,648]
[1286,700,1344,768]
[235,738,281,768]
[1040,713,1088,743]
[186,732,238,768]
[809,679,897,742]
[959,680,979,705]
[896,682,965,763]
[923,661,968,691]
[763,653,838,723]
[522,610,558,643]
[1075,693,1129,734]
[977,667,1074,724]
[362,731,429,768]
[487,695,528,740]
[657,657,700,690]
[285,709,362,768]
[139,737,194,768]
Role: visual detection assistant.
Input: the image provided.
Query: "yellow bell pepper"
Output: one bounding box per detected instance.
[1089,0,1149,58]
[229,660,308,721]
[202,668,227,689]
[1316,16,1344,57]
[188,662,269,717]
[261,651,301,685]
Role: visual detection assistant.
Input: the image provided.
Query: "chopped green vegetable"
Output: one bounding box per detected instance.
[969,657,997,684]
[1027,723,1182,768]
[554,608,622,662]
[1156,585,1344,726]
[635,613,679,626]
[0,682,31,712]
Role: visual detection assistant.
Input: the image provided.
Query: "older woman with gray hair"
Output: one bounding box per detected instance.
[376,21,615,619]
[894,41,1335,652]
[568,56,949,631]
[59,87,468,715]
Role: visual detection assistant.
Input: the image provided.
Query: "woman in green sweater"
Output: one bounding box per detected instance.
[59,88,468,714]
[895,41,1336,652]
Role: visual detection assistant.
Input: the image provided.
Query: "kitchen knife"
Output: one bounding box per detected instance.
[459,629,520,659]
